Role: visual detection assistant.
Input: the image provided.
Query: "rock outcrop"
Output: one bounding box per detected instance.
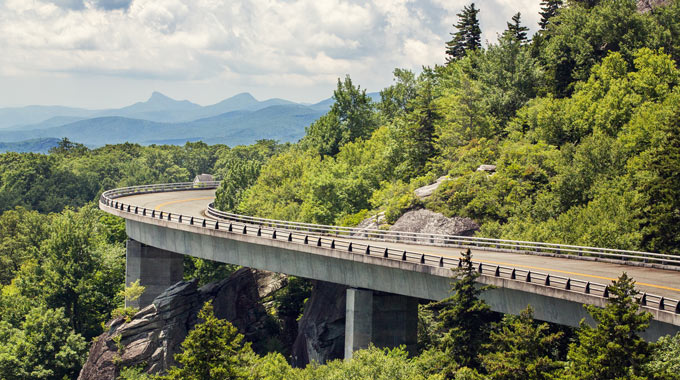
[78,268,285,380]
[391,209,479,237]
[414,176,450,199]
[637,0,669,12]
[291,281,348,367]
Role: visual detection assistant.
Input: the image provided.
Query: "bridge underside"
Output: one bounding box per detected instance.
[125,219,680,352]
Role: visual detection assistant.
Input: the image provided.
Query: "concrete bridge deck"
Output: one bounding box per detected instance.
[101,184,680,342]
[119,188,680,301]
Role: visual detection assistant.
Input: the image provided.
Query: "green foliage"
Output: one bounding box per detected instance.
[435,249,495,372]
[302,75,377,157]
[370,181,420,224]
[0,207,49,285]
[481,306,564,380]
[301,346,442,380]
[214,140,284,212]
[646,333,680,379]
[163,301,254,380]
[118,365,153,380]
[0,306,87,380]
[446,3,482,61]
[540,0,654,97]
[565,273,652,380]
[183,257,239,287]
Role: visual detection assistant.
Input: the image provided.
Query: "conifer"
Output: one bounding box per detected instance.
[446,3,482,62]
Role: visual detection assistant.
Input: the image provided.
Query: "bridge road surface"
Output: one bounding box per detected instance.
[117,189,680,301]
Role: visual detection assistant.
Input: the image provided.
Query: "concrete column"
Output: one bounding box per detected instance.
[344,289,418,359]
[345,289,374,359]
[126,238,184,308]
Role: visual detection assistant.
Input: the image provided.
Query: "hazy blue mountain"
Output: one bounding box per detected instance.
[0,90,382,147]
[0,106,98,129]
[9,116,88,130]
[0,138,61,153]
[0,104,325,147]
[93,91,202,122]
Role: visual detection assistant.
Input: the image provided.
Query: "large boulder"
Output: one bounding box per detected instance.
[391,209,479,237]
[291,281,348,367]
[78,268,285,380]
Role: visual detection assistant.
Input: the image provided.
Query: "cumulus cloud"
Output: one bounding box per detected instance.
[0,0,542,107]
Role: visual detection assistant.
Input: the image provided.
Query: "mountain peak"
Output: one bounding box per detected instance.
[148,91,174,103]
[231,92,257,101]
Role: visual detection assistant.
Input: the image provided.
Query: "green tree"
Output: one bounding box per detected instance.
[403,70,440,176]
[538,0,562,30]
[504,13,529,43]
[646,332,680,379]
[303,75,377,156]
[565,272,652,380]
[435,249,495,373]
[540,0,653,97]
[634,104,680,254]
[25,205,124,339]
[0,207,49,285]
[163,301,253,380]
[0,306,87,380]
[379,68,419,121]
[446,3,482,62]
[481,306,564,380]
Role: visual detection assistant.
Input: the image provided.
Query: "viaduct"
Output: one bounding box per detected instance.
[100,182,680,358]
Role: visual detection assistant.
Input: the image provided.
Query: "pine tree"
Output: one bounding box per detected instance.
[504,12,529,43]
[481,306,564,380]
[404,70,440,177]
[565,273,652,380]
[538,0,562,30]
[446,3,482,62]
[435,249,495,372]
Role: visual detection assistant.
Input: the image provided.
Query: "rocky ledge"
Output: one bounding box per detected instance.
[78,269,285,380]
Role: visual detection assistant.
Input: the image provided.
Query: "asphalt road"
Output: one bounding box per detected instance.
[117,189,680,300]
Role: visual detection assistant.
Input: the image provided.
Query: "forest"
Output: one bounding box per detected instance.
[1,0,680,378]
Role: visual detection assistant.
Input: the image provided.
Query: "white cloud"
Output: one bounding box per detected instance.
[0,0,542,108]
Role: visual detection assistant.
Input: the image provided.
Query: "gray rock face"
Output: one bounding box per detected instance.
[391,209,479,237]
[78,268,285,380]
[414,176,450,199]
[637,0,669,12]
[291,281,348,367]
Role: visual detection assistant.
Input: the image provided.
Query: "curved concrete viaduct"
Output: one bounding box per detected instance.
[101,183,680,355]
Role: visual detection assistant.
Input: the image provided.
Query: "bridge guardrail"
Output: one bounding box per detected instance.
[205,207,680,268]
[100,182,680,317]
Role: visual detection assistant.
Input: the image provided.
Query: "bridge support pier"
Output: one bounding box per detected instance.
[125,238,184,308]
[344,288,418,359]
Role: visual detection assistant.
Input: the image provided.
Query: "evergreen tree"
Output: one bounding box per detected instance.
[565,273,652,379]
[446,3,482,62]
[538,0,562,30]
[403,70,440,177]
[163,301,253,380]
[435,249,495,373]
[481,306,564,380]
[504,12,530,43]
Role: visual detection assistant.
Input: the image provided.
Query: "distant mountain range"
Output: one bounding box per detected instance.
[0,91,381,151]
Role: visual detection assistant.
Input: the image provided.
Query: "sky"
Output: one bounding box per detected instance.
[0,0,542,109]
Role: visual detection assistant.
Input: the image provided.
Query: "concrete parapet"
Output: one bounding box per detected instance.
[122,219,680,341]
